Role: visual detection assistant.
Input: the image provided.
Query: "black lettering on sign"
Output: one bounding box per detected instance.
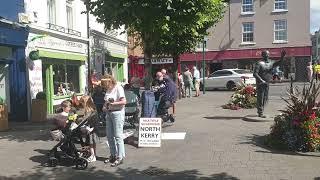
[0,84,4,88]
[140,127,161,131]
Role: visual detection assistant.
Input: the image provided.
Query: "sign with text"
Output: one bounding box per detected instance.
[138,118,162,147]
[138,57,173,65]
[29,33,87,54]
[29,60,43,99]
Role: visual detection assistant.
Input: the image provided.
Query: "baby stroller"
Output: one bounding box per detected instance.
[48,116,91,170]
[124,90,140,127]
[156,94,175,123]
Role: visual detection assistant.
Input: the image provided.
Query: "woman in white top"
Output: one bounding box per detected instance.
[101,75,127,167]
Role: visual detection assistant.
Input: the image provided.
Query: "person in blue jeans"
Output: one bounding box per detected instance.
[101,75,127,167]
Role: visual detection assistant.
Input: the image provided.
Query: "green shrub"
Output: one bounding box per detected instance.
[36,92,46,100]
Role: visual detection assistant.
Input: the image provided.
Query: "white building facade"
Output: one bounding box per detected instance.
[24,0,89,114]
[89,14,128,83]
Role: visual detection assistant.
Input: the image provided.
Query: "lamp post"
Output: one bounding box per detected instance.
[202,39,206,94]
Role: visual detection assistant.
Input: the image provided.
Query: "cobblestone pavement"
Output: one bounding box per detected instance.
[0,83,320,180]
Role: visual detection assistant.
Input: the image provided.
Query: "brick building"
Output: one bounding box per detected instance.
[180,0,312,81]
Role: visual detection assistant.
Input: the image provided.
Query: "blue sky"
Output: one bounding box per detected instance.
[311,0,320,33]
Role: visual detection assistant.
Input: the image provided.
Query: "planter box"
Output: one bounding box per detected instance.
[0,105,8,131]
[31,99,47,122]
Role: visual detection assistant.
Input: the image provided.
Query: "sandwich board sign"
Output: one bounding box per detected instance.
[138,118,162,147]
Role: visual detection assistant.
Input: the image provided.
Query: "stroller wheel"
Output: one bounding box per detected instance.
[49,157,58,167]
[75,157,88,170]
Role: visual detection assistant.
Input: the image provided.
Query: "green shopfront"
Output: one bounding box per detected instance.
[91,30,128,82]
[27,33,87,114]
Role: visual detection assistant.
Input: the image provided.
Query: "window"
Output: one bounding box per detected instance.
[274,20,287,42]
[66,1,73,29]
[274,0,287,10]
[210,70,232,77]
[242,22,254,42]
[52,62,80,96]
[242,0,253,13]
[47,0,56,24]
[233,69,252,74]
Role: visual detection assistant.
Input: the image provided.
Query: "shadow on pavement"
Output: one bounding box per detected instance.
[0,165,240,180]
[0,129,52,142]
[203,116,244,120]
[241,134,320,157]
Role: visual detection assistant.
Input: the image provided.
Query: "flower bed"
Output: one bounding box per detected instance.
[222,84,257,110]
[265,82,320,152]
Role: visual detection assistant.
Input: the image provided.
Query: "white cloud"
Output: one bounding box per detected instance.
[311,0,320,33]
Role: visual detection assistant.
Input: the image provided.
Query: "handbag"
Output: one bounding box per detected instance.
[50,129,64,141]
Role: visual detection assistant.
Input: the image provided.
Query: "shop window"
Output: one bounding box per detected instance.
[105,62,112,75]
[112,63,118,80]
[52,63,80,96]
[66,65,80,93]
[0,46,13,59]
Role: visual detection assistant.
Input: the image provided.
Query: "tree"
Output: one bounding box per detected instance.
[88,0,171,88]
[153,0,226,81]
[88,0,226,86]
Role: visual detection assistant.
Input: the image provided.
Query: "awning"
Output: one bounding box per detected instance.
[38,49,87,61]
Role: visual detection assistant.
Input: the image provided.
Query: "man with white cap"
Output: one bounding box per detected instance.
[193,66,200,97]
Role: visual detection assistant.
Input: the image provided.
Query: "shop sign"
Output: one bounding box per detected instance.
[29,60,43,99]
[29,34,87,54]
[138,118,162,147]
[138,57,173,65]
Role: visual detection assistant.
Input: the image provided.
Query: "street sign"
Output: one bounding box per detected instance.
[138,118,162,147]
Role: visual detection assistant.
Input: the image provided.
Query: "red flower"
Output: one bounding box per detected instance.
[310,112,317,120]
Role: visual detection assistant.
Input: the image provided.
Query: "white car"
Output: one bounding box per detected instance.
[200,69,256,90]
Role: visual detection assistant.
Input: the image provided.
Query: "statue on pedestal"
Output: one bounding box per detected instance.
[253,49,286,118]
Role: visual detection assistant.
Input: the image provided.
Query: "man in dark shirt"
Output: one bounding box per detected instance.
[155,72,176,122]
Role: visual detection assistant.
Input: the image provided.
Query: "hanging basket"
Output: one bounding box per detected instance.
[29,50,40,61]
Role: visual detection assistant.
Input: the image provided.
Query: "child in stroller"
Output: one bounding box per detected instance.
[48,97,99,169]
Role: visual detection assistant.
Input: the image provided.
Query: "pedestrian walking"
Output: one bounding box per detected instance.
[183,67,193,98]
[161,68,177,115]
[101,75,127,167]
[193,66,201,97]
[306,62,313,82]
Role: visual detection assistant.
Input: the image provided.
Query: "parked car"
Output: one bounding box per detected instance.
[200,69,256,90]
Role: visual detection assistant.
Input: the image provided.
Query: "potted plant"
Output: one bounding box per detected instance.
[0,97,8,131]
[31,92,47,122]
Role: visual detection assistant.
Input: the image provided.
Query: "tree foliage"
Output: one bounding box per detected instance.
[153,0,226,57]
[88,0,226,58]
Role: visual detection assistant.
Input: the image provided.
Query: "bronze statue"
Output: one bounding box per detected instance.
[253,50,286,118]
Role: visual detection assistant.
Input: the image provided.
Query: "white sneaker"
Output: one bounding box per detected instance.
[87,155,96,163]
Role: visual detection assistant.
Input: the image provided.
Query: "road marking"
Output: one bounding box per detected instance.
[161,132,186,140]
